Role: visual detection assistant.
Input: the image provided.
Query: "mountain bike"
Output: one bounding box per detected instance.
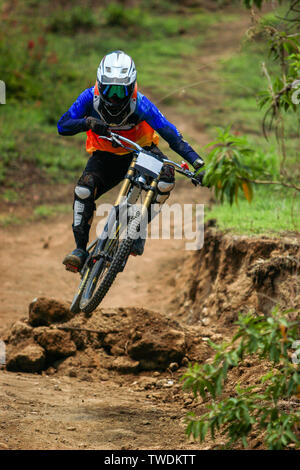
[70,132,203,315]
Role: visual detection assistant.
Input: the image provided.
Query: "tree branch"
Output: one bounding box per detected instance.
[239,177,300,191]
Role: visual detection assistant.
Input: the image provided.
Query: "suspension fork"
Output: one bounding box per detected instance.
[114,157,137,206]
[141,179,158,218]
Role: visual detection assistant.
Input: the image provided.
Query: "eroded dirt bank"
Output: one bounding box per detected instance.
[170,225,300,326]
[1,226,299,450]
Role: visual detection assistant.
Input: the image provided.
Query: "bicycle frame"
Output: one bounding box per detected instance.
[85,132,200,261]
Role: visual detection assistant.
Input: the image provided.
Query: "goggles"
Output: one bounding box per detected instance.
[101,84,129,100]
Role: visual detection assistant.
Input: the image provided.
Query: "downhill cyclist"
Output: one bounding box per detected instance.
[57,50,205,273]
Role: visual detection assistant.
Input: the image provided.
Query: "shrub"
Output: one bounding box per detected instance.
[182,307,300,449]
[48,6,98,34]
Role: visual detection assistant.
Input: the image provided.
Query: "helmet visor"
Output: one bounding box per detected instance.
[102,84,128,101]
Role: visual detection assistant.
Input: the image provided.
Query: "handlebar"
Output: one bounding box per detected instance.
[98,132,203,186]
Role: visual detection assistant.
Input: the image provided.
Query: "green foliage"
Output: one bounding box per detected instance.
[243,0,263,8]
[182,307,300,449]
[241,0,300,146]
[258,34,300,132]
[103,3,144,28]
[1,189,19,203]
[203,127,272,205]
[242,0,282,9]
[47,6,98,34]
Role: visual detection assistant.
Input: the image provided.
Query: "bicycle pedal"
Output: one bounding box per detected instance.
[65,264,79,273]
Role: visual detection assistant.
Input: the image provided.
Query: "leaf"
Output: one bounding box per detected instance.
[280,324,287,342]
[285,429,299,443]
[241,180,253,203]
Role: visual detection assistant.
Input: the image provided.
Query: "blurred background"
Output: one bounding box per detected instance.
[0,0,299,233]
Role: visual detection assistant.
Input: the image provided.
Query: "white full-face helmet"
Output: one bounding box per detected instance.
[95,50,137,125]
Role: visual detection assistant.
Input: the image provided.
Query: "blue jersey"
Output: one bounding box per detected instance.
[57,87,201,165]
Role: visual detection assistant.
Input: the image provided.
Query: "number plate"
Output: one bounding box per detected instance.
[135,151,163,178]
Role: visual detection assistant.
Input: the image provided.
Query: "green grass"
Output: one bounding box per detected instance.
[0,203,71,227]
[0,214,23,227]
[33,204,71,219]
[206,185,300,235]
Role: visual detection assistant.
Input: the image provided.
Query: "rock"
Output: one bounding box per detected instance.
[68,368,77,378]
[138,376,157,390]
[128,328,186,370]
[110,345,125,356]
[184,398,193,406]
[69,330,86,350]
[164,379,174,388]
[109,356,139,373]
[6,344,46,372]
[156,378,174,388]
[28,297,74,327]
[35,329,76,359]
[0,442,9,450]
[211,333,223,342]
[8,321,33,345]
[110,428,137,440]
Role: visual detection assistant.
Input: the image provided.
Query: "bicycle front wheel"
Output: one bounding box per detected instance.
[79,216,140,315]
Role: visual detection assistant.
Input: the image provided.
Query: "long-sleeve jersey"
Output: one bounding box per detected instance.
[57,87,201,165]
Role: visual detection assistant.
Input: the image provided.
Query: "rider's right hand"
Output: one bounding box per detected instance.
[85,116,109,136]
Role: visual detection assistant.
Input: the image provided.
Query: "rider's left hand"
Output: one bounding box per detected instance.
[192,170,206,186]
[191,156,206,186]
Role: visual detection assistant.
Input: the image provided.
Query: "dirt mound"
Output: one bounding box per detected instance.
[28,297,75,326]
[170,225,300,326]
[4,299,208,378]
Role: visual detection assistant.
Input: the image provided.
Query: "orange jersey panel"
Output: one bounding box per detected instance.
[86,121,159,155]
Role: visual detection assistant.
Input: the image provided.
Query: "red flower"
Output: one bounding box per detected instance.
[27,40,35,50]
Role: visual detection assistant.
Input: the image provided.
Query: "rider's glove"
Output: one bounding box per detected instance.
[85,117,109,136]
[192,170,206,186]
[191,156,206,186]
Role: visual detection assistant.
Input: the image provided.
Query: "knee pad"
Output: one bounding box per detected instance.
[73,173,97,228]
[155,163,175,204]
[155,180,175,204]
[74,186,91,200]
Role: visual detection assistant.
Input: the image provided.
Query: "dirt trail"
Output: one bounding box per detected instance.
[0,182,211,334]
[0,14,258,451]
[0,182,212,451]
